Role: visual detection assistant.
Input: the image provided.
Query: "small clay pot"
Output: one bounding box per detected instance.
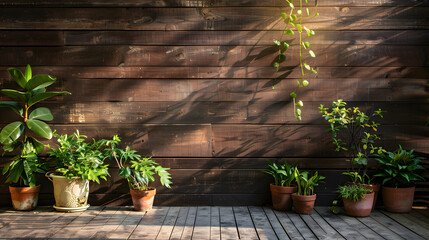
[270,184,297,211]
[363,183,380,211]
[9,185,40,211]
[343,192,374,217]
[130,188,156,211]
[382,186,415,213]
[292,193,316,215]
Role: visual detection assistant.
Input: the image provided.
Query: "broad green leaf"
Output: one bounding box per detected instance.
[28,137,45,155]
[7,68,26,89]
[26,119,53,139]
[0,89,28,102]
[3,140,21,152]
[0,101,23,115]
[279,54,286,61]
[25,64,32,81]
[29,107,53,121]
[30,87,46,96]
[28,91,71,107]
[25,75,56,91]
[0,121,24,145]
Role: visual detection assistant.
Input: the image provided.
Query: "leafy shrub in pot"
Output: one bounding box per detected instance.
[104,135,172,211]
[0,65,70,210]
[292,169,325,214]
[263,160,297,211]
[337,184,374,217]
[374,145,426,212]
[47,131,112,211]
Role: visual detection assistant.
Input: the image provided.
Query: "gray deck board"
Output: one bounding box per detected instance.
[0,206,427,239]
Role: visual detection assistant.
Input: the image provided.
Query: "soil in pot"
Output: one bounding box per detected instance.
[382,186,415,213]
[270,184,297,211]
[9,185,40,211]
[343,192,374,217]
[292,194,316,214]
[48,173,89,211]
[130,188,156,211]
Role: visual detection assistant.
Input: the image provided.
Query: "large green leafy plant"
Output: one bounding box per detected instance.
[47,131,111,184]
[273,0,319,120]
[319,99,385,183]
[262,160,296,187]
[374,145,425,188]
[0,65,70,187]
[294,168,325,195]
[104,136,172,191]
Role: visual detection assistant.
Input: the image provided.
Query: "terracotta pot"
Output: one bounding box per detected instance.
[343,192,374,217]
[292,194,316,214]
[9,185,40,211]
[363,183,380,211]
[382,186,415,213]
[130,188,156,211]
[270,184,297,211]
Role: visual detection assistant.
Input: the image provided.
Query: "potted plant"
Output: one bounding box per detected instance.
[374,145,426,213]
[343,171,380,210]
[47,131,111,212]
[337,184,374,217]
[0,65,70,210]
[104,135,172,211]
[319,100,384,198]
[292,168,325,214]
[262,160,297,211]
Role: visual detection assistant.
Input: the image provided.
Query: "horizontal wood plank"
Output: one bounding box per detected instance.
[0,7,428,31]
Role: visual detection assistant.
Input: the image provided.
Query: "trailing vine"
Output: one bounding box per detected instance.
[273,0,319,120]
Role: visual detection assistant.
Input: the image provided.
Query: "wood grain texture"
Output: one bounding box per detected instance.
[0,7,428,31]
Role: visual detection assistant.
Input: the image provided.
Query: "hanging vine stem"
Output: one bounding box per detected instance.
[273,0,319,120]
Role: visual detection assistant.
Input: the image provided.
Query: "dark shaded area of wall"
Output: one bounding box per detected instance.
[0,0,428,207]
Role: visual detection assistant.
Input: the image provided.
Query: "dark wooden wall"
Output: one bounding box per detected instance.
[0,0,428,207]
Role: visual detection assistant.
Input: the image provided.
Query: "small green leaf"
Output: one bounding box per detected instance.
[283,42,290,50]
[279,54,286,61]
[312,68,318,74]
[29,107,53,121]
[297,24,302,32]
[289,2,294,9]
[273,62,279,69]
[0,122,25,145]
[28,137,45,155]
[281,12,287,20]
[289,92,297,98]
[26,119,53,139]
[273,39,281,46]
[304,63,311,70]
[303,42,310,49]
[302,80,309,87]
[306,8,311,16]
[286,29,294,35]
[7,68,26,89]
[309,50,316,58]
[24,64,32,81]
[25,75,56,91]
[296,109,302,115]
[297,10,302,15]
[297,100,304,107]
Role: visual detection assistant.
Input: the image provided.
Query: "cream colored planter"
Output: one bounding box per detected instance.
[47,173,90,212]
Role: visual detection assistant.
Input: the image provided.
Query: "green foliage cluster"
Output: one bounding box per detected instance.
[319,99,385,183]
[294,168,325,195]
[0,65,70,187]
[262,160,296,187]
[47,131,111,184]
[375,145,425,188]
[104,136,172,191]
[273,0,319,120]
[337,184,372,202]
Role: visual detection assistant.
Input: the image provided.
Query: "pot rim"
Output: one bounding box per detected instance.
[9,185,41,190]
[130,187,156,192]
[47,172,81,180]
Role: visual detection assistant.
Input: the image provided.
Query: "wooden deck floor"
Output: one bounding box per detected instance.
[0,206,428,240]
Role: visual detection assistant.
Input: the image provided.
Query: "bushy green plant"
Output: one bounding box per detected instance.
[374,145,425,188]
[47,131,111,184]
[0,65,70,187]
[262,160,296,187]
[104,136,172,191]
[294,168,325,195]
[337,184,372,202]
[319,99,385,183]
